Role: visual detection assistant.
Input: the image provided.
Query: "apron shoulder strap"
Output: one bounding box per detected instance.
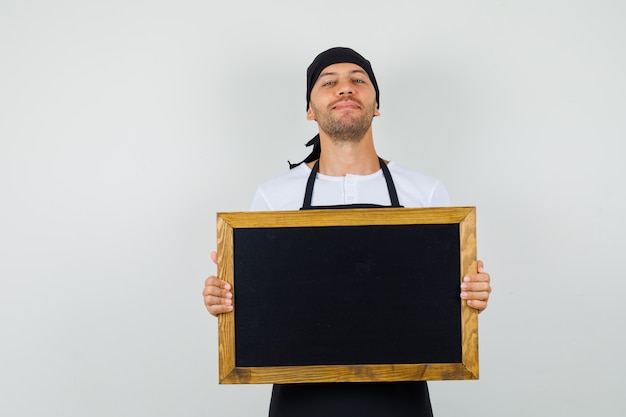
[301,160,319,209]
[378,157,401,207]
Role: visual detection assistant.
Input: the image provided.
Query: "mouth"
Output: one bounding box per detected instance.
[332,100,361,111]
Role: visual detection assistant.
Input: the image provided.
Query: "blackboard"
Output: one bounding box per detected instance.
[216,207,478,384]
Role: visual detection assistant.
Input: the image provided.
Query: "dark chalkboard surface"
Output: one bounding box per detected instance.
[216,207,478,384]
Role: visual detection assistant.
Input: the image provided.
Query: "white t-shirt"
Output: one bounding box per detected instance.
[250,161,450,211]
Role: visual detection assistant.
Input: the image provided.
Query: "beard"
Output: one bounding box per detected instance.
[312,99,376,144]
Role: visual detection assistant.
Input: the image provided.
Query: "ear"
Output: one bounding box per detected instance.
[306,106,316,121]
[373,107,381,117]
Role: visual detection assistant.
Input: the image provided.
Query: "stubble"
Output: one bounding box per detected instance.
[312,100,376,145]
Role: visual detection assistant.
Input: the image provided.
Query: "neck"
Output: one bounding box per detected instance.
[312,131,380,176]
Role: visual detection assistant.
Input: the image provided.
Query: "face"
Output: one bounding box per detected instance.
[307,62,380,144]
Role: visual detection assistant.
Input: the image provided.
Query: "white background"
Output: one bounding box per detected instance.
[1,1,624,416]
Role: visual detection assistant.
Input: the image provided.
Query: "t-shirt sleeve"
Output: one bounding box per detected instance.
[429,180,451,207]
[250,186,272,211]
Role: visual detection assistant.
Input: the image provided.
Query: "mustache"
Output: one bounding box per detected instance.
[329,97,363,108]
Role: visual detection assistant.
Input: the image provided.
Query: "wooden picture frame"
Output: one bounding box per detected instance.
[216,206,478,384]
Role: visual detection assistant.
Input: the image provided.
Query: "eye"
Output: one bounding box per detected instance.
[323,80,336,86]
[352,79,365,84]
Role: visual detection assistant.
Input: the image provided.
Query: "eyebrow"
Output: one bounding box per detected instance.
[317,69,368,79]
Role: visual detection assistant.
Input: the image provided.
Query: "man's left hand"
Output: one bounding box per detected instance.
[460,260,491,313]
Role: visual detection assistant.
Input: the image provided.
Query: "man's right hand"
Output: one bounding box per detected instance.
[203,251,233,317]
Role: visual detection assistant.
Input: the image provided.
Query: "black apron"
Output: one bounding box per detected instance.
[268,158,433,417]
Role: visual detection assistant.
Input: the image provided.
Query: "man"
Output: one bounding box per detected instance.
[204,47,492,417]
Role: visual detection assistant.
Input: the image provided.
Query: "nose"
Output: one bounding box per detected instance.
[337,80,353,96]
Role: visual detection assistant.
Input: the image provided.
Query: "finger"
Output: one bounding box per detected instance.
[461,289,490,302]
[211,251,218,265]
[204,276,231,292]
[461,280,491,293]
[466,298,488,312]
[204,290,234,315]
[461,287,490,314]
[463,271,490,284]
[203,284,233,300]
[204,293,233,306]
[207,301,234,316]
